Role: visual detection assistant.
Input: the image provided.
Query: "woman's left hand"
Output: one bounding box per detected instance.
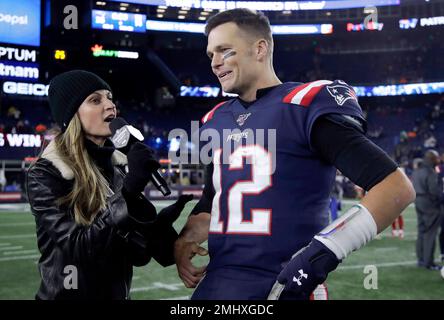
[156,194,194,226]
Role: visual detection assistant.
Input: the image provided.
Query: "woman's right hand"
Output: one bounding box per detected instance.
[123,142,160,194]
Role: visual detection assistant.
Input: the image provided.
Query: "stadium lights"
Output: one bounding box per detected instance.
[198,16,206,20]
[363,6,377,14]
[96,1,106,6]
[107,0,400,11]
[178,10,188,14]
[146,20,333,35]
[120,2,129,6]
[178,15,186,19]
[157,8,166,12]
[120,6,127,11]
[157,14,164,18]
[158,5,167,9]
[200,11,210,15]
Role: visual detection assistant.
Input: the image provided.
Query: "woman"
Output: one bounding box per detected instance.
[26,70,191,299]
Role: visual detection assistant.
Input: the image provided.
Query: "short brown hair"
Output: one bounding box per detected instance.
[205,9,273,48]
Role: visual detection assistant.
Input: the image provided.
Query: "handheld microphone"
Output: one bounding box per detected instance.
[110,117,171,196]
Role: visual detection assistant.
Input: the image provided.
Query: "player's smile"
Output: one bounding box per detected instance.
[218,71,233,85]
[219,71,233,82]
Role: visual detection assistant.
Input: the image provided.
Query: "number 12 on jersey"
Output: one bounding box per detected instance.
[210,145,273,235]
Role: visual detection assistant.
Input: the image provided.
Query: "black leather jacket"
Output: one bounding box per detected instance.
[26,142,177,300]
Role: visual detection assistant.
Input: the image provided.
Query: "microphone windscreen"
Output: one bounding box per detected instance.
[110,117,129,135]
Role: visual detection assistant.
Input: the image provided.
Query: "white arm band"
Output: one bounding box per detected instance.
[314,204,378,260]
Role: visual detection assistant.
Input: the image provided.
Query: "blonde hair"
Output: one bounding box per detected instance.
[54,114,111,225]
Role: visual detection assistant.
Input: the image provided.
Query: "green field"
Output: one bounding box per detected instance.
[0,201,443,300]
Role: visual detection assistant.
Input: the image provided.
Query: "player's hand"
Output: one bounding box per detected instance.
[174,239,208,288]
[268,239,340,300]
[156,194,194,226]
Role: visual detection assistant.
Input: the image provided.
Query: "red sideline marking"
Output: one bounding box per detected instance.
[0,192,21,201]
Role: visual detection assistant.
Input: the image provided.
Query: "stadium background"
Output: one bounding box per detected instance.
[0,0,443,299]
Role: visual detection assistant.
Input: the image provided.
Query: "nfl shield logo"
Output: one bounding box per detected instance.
[236,113,251,126]
[326,83,358,106]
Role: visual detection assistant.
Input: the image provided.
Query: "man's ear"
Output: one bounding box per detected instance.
[256,39,269,61]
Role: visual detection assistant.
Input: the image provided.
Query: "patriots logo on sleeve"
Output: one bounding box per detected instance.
[326,81,358,106]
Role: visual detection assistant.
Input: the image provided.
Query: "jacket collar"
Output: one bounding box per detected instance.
[41,140,127,180]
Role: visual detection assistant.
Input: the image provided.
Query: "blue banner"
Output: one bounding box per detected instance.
[147,20,333,35]
[179,82,444,98]
[0,61,39,82]
[0,0,41,47]
[353,82,444,97]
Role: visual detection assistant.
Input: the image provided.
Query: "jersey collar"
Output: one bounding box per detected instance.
[237,85,281,109]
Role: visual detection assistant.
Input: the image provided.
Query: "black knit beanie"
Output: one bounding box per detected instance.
[48,70,112,132]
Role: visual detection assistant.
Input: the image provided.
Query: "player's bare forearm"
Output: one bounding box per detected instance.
[360,168,416,233]
[178,212,210,244]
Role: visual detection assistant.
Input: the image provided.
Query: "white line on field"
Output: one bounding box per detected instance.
[0,246,22,251]
[374,247,398,252]
[339,260,418,270]
[130,282,184,293]
[0,234,35,239]
[3,249,38,256]
[0,222,35,227]
[0,204,30,211]
[0,254,40,262]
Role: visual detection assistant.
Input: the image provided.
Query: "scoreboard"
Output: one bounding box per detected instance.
[92,10,146,33]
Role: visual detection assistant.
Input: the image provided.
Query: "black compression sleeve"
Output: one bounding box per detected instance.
[190,163,215,215]
[311,116,398,191]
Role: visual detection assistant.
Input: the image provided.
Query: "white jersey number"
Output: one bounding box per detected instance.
[210,145,272,235]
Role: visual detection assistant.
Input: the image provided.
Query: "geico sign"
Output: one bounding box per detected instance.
[3,81,49,96]
[0,133,42,148]
[0,46,36,62]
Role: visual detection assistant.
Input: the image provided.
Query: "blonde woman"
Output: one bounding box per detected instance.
[26,70,191,299]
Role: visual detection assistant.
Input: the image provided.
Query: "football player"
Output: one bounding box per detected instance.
[174,9,415,300]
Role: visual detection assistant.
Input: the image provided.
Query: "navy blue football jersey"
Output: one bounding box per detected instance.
[197,80,365,284]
